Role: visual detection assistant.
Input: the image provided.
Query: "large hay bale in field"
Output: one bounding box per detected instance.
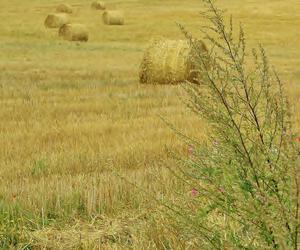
[91,1,106,10]
[139,39,208,84]
[102,11,124,25]
[59,23,89,42]
[44,13,69,28]
[56,3,73,14]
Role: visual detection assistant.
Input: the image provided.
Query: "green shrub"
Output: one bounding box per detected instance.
[165,0,300,249]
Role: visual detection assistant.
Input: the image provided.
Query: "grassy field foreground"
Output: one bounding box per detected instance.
[0,0,300,248]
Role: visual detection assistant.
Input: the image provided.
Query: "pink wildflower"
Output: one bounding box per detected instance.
[187,145,194,156]
[218,187,225,194]
[191,188,198,196]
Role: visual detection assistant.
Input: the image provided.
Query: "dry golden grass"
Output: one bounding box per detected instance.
[44,13,70,28]
[139,38,208,84]
[0,0,299,248]
[56,3,73,14]
[91,1,106,11]
[59,23,89,42]
[102,11,125,25]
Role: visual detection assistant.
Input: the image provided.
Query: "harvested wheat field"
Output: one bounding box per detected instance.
[0,0,300,249]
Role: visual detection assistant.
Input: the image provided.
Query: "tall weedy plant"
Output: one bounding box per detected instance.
[166,0,300,249]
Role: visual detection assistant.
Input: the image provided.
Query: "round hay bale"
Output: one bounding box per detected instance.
[56,3,73,14]
[91,1,106,10]
[139,39,208,84]
[59,24,89,42]
[44,13,69,28]
[102,11,124,25]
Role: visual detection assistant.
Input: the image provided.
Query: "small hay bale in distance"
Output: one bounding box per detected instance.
[139,38,208,84]
[91,1,106,10]
[102,11,124,25]
[59,24,89,42]
[56,3,73,14]
[44,13,69,28]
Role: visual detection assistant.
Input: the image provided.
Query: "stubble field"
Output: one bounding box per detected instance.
[0,0,300,248]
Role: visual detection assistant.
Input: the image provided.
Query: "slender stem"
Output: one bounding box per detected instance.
[206,0,293,236]
[294,169,299,250]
